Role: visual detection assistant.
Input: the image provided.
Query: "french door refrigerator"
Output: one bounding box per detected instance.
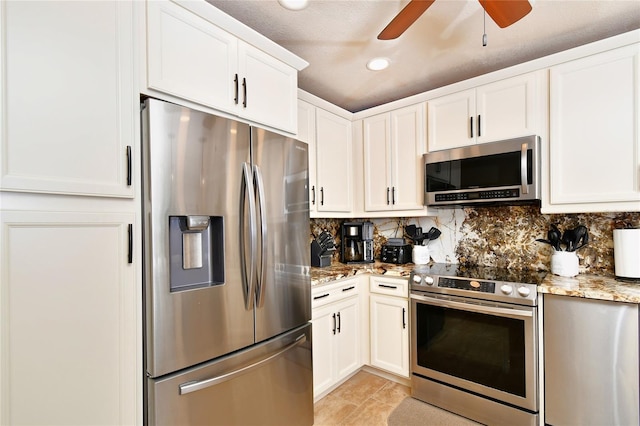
[141,98,312,425]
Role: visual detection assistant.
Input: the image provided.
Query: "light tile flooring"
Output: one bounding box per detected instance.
[313,370,410,425]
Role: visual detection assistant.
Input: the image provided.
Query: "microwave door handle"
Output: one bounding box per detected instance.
[521,142,529,194]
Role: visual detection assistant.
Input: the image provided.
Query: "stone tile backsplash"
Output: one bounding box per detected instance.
[311,207,640,274]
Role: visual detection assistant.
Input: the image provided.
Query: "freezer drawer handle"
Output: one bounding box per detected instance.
[179,334,307,395]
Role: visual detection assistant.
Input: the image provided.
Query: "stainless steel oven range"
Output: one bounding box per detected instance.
[409,263,545,426]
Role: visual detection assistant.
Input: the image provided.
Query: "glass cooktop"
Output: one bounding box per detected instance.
[412,262,548,286]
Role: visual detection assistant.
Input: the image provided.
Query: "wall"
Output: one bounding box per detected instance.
[311,206,640,275]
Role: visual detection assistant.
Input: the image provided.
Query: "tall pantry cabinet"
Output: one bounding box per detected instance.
[0,2,140,425]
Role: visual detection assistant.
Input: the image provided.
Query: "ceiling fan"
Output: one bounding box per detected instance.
[378,0,533,40]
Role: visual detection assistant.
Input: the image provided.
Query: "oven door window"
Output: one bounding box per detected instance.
[415,302,526,397]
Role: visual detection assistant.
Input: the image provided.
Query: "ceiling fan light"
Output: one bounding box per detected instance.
[277,0,309,11]
[367,57,390,71]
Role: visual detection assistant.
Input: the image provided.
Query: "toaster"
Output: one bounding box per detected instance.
[381,242,412,265]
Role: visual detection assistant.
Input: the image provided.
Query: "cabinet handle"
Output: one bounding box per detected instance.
[320,187,324,206]
[313,293,330,300]
[477,115,481,137]
[469,116,473,138]
[392,187,396,205]
[379,284,398,289]
[342,286,355,292]
[311,185,315,205]
[234,74,239,104]
[402,308,406,329]
[332,313,336,335]
[337,311,341,333]
[127,223,133,264]
[242,77,247,108]
[126,145,132,186]
[386,187,390,205]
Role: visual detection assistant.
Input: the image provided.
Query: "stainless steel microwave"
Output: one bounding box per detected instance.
[423,135,541,207]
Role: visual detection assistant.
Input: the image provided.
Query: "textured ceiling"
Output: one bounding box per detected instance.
[207,0,640,112]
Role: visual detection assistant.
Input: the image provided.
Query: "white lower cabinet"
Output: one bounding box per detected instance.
[311,278,361,399]
[369,277,409,378]
[0,209,138,425]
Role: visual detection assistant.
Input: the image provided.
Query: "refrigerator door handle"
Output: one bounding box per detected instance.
[240,162,258,310]
[178,334,307,395]
[253,165,268,308]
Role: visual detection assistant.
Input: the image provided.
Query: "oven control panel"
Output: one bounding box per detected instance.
[410,271,538,306]
[438,277,495,293]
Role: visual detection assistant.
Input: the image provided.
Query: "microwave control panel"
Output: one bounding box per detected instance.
[435,188,520,202]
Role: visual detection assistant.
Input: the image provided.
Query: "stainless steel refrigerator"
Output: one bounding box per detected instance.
[141,98,313,425]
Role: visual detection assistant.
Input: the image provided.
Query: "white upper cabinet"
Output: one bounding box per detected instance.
[546,44,640,213]
[363,103,426,212]
[0,1,136,197]
[427,71,545,151]
[297,100,319,215]
[146,0,300,134]
[146,0,237,113]
[315,108,353,214]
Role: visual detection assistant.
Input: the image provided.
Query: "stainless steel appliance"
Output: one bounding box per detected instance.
[141,98,313,425]
[341,221,374,264]
[409,263,545,426]
[544,294,639,425]
[423,135,541,207]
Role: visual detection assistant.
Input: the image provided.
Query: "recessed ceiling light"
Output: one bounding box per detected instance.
[366,57,390,71]
[277,0,309,11]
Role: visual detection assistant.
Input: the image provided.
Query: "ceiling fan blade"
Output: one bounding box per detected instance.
[479,0,532,28]
[378,0,436,40]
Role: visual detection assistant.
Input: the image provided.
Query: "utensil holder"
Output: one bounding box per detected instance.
[412,245,430,265]
[551,251,579,277]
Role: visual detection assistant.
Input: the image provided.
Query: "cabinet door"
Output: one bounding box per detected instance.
[391,103,426,210]
[427,89,475,151]
[146,0,237,114]
[238,41,298,133]
[311,304,337,398]
[298,100,318,214]
[1,1,135,197]
[548,44,640,211]
[363,114,392,211]
[0,211,137,425]
[369,295,409,377]
[334,297,361,381]
[315,109,353,213]
[476,72,541,143]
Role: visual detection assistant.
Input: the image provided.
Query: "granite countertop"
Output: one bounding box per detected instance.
[311,262,640,304]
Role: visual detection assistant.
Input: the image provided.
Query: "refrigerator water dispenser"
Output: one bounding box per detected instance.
[169,215,224,291]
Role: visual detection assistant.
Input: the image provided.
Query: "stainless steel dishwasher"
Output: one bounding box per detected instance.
[544,294,639,425]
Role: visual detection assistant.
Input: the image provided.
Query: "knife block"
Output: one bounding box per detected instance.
[311,240,332,267]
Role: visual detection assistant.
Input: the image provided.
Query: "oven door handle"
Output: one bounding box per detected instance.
[411,293,534,319]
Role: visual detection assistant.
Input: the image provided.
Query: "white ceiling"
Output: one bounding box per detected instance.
[207,0,640,112]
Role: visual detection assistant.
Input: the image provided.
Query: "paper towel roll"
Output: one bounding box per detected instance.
[613,229,640,279]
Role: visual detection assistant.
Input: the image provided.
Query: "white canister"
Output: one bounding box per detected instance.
[412,245,430,265]
[613,229,640,279]
[551,251,579,277]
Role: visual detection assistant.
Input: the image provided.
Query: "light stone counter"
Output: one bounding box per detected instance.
[311,262,640,304]
[539,273,640,304]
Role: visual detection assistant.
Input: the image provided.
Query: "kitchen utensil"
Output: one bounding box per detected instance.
[549,224,562,251]
[424,227,441,245]
[561,229,577,252]
[571,225,589,251]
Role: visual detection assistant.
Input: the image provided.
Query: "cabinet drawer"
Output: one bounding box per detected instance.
[369,276,408,298]
[311,278,359,309]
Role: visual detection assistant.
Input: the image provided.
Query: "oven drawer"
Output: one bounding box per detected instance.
[370,276,408,298]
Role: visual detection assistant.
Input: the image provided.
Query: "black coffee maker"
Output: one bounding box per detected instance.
[341,221,374,264]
